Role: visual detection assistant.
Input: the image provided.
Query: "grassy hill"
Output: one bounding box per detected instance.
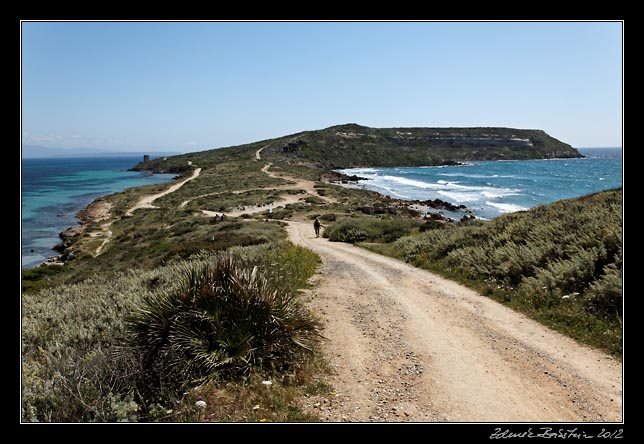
[133,123,582,172]
[263,123,581,168]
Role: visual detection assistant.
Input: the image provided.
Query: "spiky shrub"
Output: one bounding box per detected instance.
[126,253,320,392]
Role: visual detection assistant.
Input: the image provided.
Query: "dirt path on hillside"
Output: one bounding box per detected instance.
[126,167,201,216]
[87,165,201,256]
[260,162,336,204]
[197,152,336,218]
[286,221,622,422]
[201,192,304,219]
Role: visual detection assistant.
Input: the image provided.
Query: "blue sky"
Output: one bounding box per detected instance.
[21,21,622,152]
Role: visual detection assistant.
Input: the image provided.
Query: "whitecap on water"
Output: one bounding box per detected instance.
[380,175,443,189]
[481,189,521,199]
[485,201,528,213]
[343,167,379,175]
[437,190,481,203]
[337,153,621,219]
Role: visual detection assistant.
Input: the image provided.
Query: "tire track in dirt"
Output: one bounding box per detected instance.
[286,221,622,423]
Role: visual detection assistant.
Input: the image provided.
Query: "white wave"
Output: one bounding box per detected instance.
[372,175,521,199]
[377,186,408,198]
[438,172,517,179]
[420,162,478,168]
[352,170,532,215]
[481,189,521,198]
[341,168,379,175]
[437,190,482,203]
[379,175,446,190]
[447,182,518,196]
[485,201,528,213]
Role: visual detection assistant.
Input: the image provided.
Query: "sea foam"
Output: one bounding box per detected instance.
[337,149,621,220]
[485,201,528,213]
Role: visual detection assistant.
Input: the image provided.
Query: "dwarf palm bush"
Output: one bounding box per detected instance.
[126,253,321,392]
[23,244,321,422]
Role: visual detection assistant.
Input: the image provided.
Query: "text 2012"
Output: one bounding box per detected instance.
[490,427,623,439]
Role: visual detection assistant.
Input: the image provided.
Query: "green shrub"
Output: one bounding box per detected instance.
[22,242,321,422]
[21,272,152,422]
[263,243,321,292]
[584,263,622,318]
[325,216,418,244]
[125,253,321,395]
[319,213,336,222]
[21,265,67,294]
[328,225,368,243]
[419,220,446,231]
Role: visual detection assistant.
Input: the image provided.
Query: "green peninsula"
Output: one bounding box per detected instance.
[133,123,582,173]
[22,124,619,424]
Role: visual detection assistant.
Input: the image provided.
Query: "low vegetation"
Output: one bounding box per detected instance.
[259,124,583,169]
[134,124,581,173]
[128,252,321,389]
[323,215,421,244]
[22,243,323,422]
[388,189,622,356]
[21,124,620,422]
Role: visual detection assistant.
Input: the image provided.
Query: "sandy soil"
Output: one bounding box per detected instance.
[199,162,336,219]
[286,221,622,423]
[260,162,336,204]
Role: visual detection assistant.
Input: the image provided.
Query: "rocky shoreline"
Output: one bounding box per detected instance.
[344,190,473,224]
[413,198,468,212]
[47,198,112,265]
[321,170,368,184]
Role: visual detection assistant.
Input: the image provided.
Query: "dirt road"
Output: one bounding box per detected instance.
[126,167,201,216]
[88,165,201,256]
[286,221,622,423]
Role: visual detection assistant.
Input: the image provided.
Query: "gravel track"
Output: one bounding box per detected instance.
[286,221,622,423]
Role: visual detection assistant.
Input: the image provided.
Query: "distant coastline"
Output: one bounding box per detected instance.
[22,146,182,159]
[21,156,177,269]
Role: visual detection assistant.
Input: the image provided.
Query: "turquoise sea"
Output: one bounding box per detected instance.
[21,156,176,269]
[339,148,622,220]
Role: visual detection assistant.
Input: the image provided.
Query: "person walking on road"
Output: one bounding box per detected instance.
[314,217,322,238]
